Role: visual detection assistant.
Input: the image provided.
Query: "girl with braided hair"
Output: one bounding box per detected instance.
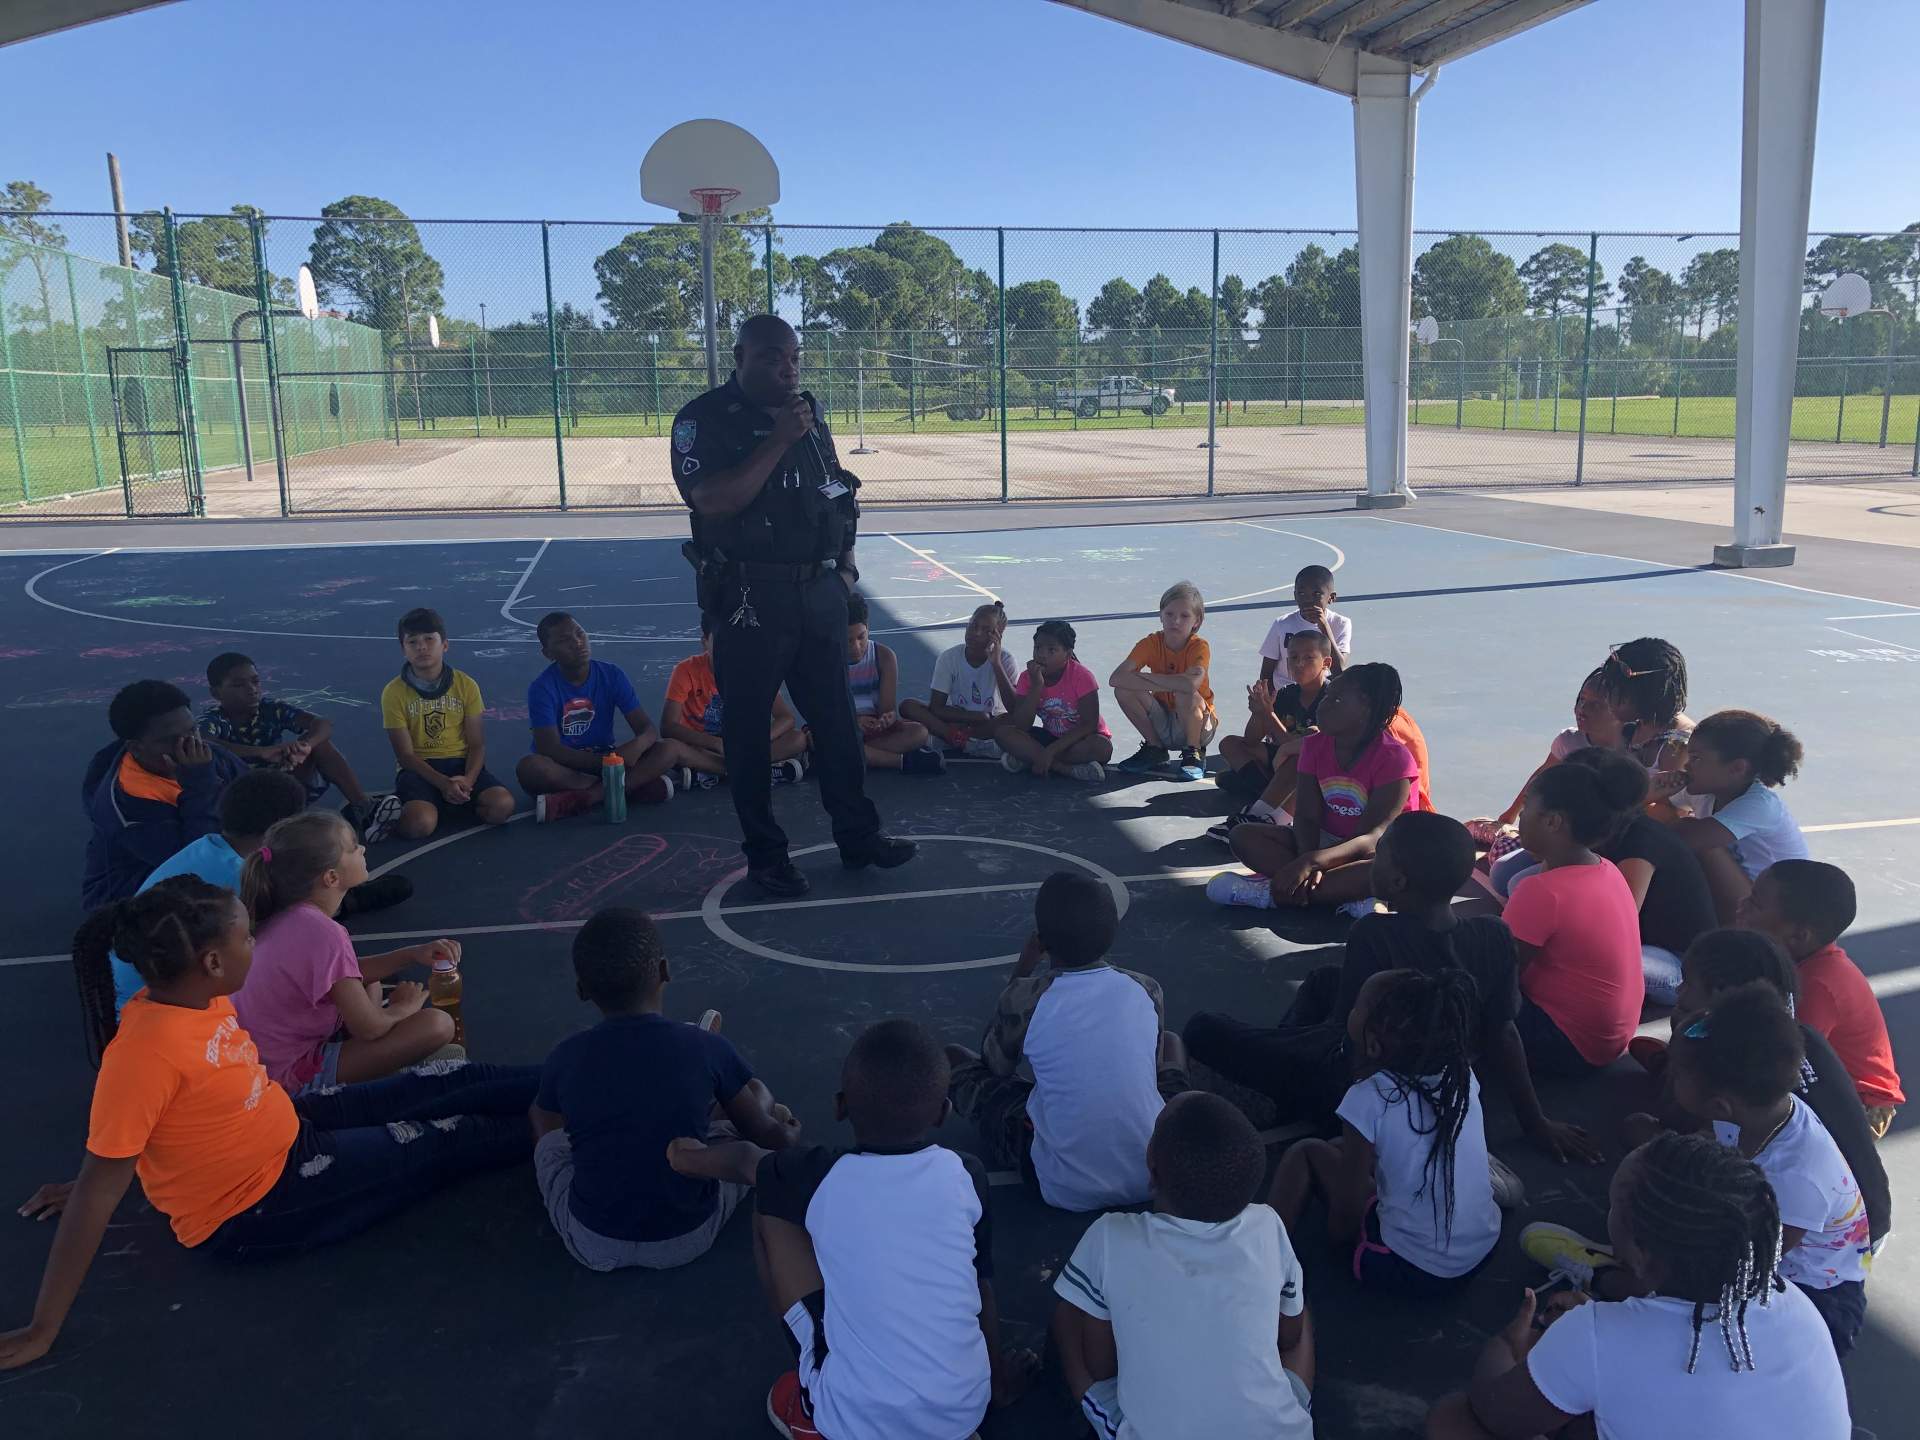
[1428,1134,1850,1440]
[2,877,540,1373]
[1269,967,1501,1295]
[1600,635,1697,819]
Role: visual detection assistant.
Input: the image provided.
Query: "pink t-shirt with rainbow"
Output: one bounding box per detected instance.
[1297,732,1421,840]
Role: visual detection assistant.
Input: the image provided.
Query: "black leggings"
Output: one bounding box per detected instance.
[1183,965,1351,1125]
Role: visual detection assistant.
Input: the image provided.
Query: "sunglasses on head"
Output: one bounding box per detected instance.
[1607,643,1674,680]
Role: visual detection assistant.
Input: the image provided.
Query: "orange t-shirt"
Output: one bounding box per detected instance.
[118,751,182,805]
[1123,633,1215,721]
[665,653,723,735]
[87,994,298,1247]
[1387,708,1434,813]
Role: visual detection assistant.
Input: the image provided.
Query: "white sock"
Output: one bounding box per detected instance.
[1247,799,1278,820]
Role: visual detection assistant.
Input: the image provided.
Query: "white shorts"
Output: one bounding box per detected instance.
[1144,701,1219,750]
[783,1296,988,1440]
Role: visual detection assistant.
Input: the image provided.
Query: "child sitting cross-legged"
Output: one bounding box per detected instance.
[947,871,1188,1211]
[660,614,810,789]
[1053,1092,1316,1439]
[667,1018,1037,1440]
[381,607,517,839]
[1208,663,1419,915]
[529,907,800,1271]
[994,619,1113,782]
[199,651,399,842]
[1,877,539,1372]
[1738,859,1903,1134]
[845,591,944,775]
[1214,627,1332,817]
[1269,968,1504,1295]
[899,600,1019,760]
[1110,580,1217,782]
[518,611,695,822]
[234,811,464,1091]
[1428,1133,1851,1440]
[1530,981,1871,1361]
[1671,709,1808,922]
[1625,929,1890,1257]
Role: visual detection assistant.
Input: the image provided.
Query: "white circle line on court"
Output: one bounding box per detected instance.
[702,835,1133,973]
[1215,520,1347,606]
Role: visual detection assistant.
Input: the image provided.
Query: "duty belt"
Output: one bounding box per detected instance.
[731,558,839,582]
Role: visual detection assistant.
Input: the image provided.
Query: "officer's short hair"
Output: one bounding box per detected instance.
[735,314,794,351]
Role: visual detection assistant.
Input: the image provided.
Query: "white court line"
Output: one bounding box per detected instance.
[1368,511,1920,612]
[1804,817,1920,834]
[879,533,1000,604]
[1824,625,1920,655]
[1826,611,1920,622]
[496,538,552,630]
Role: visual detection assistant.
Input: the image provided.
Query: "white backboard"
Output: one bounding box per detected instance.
[426,314,441,349]
[1818,272,1871,317]
[1413,316,1440,346]
[641,119,779,218]
[294,264,320,321]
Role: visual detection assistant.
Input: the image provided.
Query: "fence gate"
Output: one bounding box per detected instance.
[106,345,200,516]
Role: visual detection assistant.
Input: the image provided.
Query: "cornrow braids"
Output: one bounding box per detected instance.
[1362,967,1480,1241]
[72,877,242,1066]
[1626,1133,1785,1375]
[1602,637,1688,729]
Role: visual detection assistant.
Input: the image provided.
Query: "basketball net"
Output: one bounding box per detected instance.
[691,187,742,217]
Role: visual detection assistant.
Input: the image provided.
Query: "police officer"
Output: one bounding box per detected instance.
[672,315,916,897]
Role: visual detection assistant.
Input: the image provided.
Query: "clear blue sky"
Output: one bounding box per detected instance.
[3,0,1914,233]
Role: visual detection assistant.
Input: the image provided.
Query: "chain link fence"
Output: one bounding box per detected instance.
[3,212,1916,518]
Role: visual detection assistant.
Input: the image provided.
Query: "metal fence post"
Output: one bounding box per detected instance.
[1834,316,1849,444]
[470,342,481,436]
[541,221,569,509]
[763,225,776,315]
[1205,229,1219,495]
[996,227,1008,502]
[248,214,292,516]
[163,209,205,515]
[62,250,107,492]
[0,297,29,502]
[1574,232,1598,486]
[1297,328,1306,425]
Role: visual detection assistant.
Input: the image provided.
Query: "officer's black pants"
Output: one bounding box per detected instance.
[711,572,881,870]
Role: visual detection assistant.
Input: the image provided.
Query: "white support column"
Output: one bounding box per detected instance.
[1351,56,1420,508]
[1718,0,1825,569]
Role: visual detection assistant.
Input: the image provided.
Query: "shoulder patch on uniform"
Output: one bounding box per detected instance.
[680,456,701,476]
[672,419,698,454]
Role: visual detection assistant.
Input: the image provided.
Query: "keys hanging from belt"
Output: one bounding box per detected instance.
[729,583,760,629]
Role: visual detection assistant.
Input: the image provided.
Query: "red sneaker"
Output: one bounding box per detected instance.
[535,788,597,823]
[765,1372,822,1439]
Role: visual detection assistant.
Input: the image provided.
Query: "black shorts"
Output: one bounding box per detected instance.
[1796,1278,1866,1360]
[394,757,506,812]
[1514,997,1602,1080]
[1352,1201,1478,1297]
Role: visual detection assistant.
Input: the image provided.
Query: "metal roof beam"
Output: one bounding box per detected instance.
[1401,0,1591,66]
[1367,0,1490,54]
[1315,0,1413,45]
[1266,0,1345,26]
[1048,0,1389,96]
[0,0,176,48]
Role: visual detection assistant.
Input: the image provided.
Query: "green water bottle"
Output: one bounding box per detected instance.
[602,753,627,823]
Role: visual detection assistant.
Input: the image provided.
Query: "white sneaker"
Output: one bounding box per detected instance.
[1205,872,1274,909]
[1070,761,1105,782]
[359,792,403,845]
[1489,1154,1527,1209]
[1000,752,1025,774]
[698,1009,722,1034]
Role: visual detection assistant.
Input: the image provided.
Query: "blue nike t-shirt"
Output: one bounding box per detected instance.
[526,660,641,754]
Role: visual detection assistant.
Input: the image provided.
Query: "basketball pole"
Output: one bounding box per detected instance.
[701,213,720,390]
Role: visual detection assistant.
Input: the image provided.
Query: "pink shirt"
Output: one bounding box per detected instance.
[1297,732,1421,841]
[1015,660,1112,738]
[233,902,362,1088]
[1504,861,1643,1066]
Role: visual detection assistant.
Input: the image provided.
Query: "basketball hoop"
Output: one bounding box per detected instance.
[690,187,742,217]
[1818,272,1872,319]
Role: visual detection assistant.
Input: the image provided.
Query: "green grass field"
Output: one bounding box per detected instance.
[5,392,1916,509]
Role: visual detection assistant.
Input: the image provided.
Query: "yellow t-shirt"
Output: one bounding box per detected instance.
[380,667,484,760]
[1124,633,1216,721]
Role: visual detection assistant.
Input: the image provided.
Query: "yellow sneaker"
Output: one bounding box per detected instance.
[1520,1221,1617,1289]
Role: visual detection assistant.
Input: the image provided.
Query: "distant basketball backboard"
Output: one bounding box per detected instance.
[426,314,441,350]
[1413,316,1440,346]
[641,119,780,218]
[1818,272,1872,317]
[295,264,319,321]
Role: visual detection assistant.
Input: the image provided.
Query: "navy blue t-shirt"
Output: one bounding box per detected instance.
[526,660,641,754]
[537,1013,753,1242]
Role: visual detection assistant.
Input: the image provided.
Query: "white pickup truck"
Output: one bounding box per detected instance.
[1051,375,1174,418]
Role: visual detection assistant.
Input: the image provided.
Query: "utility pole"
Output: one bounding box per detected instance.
[107,153,131,266]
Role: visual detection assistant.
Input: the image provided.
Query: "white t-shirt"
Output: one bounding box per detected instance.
[1258,608,1353,662]
[1712,1098,1869,1289]
[928,643,1019,718]
[1548,726,1591,761]
[1699,784,1808,879]
[1026,966,1166,1211]
[1336,1070,1500,1279]
[1526,1286,1851,1440]
[1055,1205,1312,1440]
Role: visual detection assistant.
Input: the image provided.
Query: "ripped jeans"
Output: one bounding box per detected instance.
[200,1059,540,1261]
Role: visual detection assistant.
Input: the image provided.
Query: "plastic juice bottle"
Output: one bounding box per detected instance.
[602,754,627,822]
[429,956,465,1046]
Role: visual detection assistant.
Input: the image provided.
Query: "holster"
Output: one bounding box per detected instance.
[682,539,730,616]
